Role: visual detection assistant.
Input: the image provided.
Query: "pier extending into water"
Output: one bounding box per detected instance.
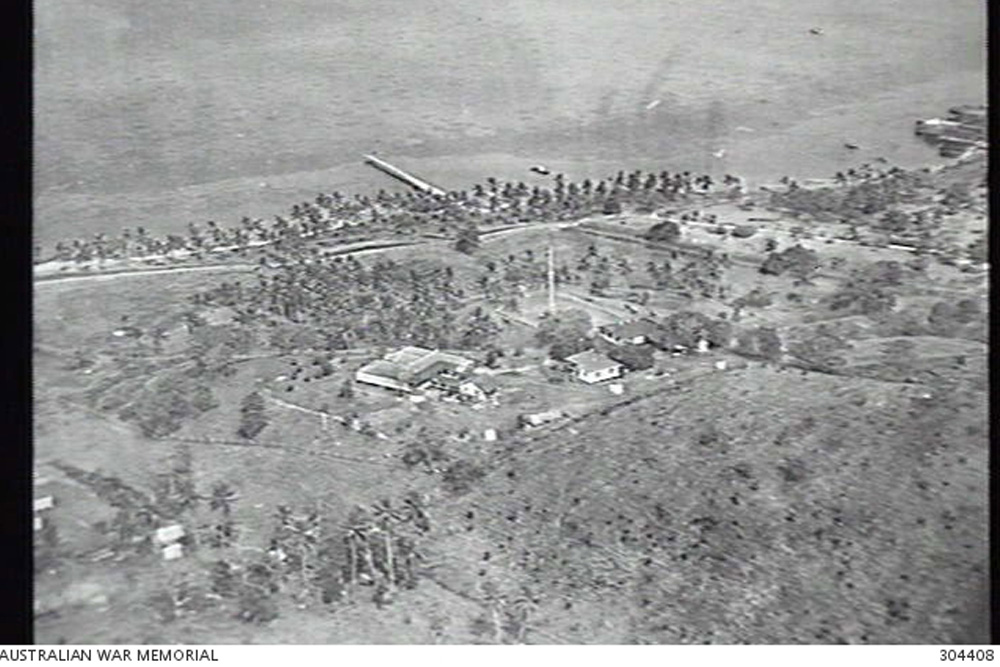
[363,154,447,197]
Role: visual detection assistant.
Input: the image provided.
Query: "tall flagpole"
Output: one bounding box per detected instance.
[547,241,556,313]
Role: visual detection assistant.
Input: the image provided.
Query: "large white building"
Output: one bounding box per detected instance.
[355,346,475,393]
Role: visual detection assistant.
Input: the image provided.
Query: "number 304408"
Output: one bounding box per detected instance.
[941,650,993,661]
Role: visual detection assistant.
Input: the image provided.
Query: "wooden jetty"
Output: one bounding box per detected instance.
[362,154,447,197]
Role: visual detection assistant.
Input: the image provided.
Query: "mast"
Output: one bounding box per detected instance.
[547,242,556,313]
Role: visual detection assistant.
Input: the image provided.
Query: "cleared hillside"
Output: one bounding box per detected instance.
[430,364,988,643]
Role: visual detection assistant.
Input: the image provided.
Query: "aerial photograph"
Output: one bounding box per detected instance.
[33,0,987,644]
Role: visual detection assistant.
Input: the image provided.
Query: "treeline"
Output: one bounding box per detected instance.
[40,167,739,266]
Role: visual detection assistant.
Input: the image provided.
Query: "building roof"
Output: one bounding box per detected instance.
[357,358,409,383]
[566,350,621,373]
[521,409,563,424]
[469,375,498,393]
[601,319,663,341]
[359,347,474,387]
[385,346,435,366]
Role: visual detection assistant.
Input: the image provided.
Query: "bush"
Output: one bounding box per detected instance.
[967,236,987,263]
[120,378,219,439]
[760,245,820,280]
[455,225,481,254]
[537,309,593,360]
[442,460,485,495]
[734,327,782,361]
[237,391,268,440]
[734,288,773,309]
[731,225,757,238]
[607,345,655,371]
[644,220,681,243]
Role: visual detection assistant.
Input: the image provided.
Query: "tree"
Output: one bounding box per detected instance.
[119,376,218,439]
[237,562,279,624]
[338,379,355,399]
[644,220,681,243]
[826,260,904,317]
[237,391,268,440]
[455,225,481,254]
[442,460,485,495]
[662,310,728,348]
[345,507,376,586]
[607,345,654,371]
[536,309,589,344]
[735,327,782,361]
[535,308,593,359]
[602,198,623,215]
[967,236,987,264]
[760,245,820,281]
[207,482,239,548]
[734,288,773,309]
[210,559,238,598]
[34,518,60,574]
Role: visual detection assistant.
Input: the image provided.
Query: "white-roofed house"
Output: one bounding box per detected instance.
[565,350,624,384]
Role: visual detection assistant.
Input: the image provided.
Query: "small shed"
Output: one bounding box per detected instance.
[483,428,498,442]
[33,496,55,513]
[154,524,186,546]
[519,409,564,429]
[163,543,184,561]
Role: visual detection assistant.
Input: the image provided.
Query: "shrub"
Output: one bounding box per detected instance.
[237,391,268,440]
[607,345,655,371]
[442,460,485,495]
[760,245,820,281]
[455,225,481,254]
[644,220,681,243]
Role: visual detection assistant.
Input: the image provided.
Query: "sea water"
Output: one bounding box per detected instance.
[33,0,986,245]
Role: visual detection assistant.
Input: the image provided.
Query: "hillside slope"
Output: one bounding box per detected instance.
[430,364,987,643]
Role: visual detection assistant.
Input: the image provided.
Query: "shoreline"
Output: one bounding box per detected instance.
[33,72,983,248]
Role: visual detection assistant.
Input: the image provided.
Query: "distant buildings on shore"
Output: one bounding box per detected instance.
[915,105,987,158]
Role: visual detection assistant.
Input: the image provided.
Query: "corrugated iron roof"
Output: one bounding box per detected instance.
[566,350,620,373]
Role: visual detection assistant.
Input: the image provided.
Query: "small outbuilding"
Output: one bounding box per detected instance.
[163,543,184,561]
[153,524,186,546]
[519,409,564,429]
[33,496,55,513]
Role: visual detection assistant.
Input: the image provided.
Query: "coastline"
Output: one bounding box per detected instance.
[33,70,983,247]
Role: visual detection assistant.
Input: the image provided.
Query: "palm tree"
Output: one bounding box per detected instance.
[345,507,375,585]
[371,499,398,587]
[208,482,238,516]
[402,491,431,533]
